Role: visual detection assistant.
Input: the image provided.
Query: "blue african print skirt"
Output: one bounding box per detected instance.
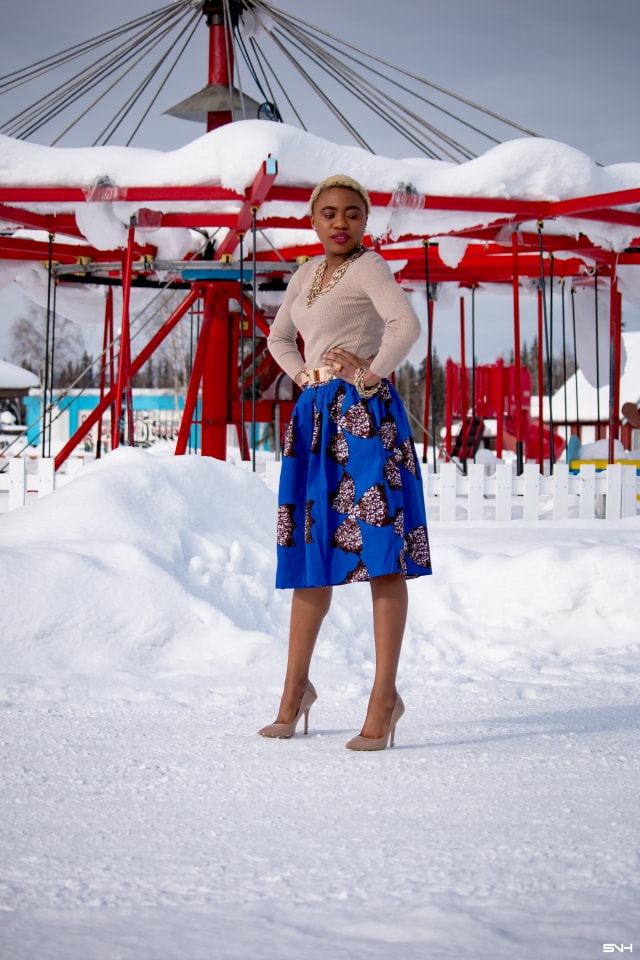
[276,378,432,589]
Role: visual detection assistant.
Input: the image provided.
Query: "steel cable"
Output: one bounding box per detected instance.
[270,25,447,158]
[92,8,201,145]
[286,17,501,152]
[0,3,183,92]
[253,0,542,139]
[268,31,373,150]
[5,7,184,139]
[248,37,307,128]
[270,18,475,160]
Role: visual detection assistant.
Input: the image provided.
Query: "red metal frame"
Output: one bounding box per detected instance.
[511,232,524,468]
[3,4,636,473]
[2,171,636,468]
[96,287,114,457]
[53,286,202,470]
[444,359,566,463]
[608,272,623,463]
[112,219,136,450]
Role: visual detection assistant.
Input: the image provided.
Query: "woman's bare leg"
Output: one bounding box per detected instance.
[273,586,332,723]
[359,573,408,739]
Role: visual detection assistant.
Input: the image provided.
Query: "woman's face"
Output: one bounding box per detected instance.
[310,186,367,258]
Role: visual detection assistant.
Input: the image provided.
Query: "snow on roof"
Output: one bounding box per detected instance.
[0,359,39,391]
[549,331,640,420]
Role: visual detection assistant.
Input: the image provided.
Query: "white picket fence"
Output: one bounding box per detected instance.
[0,457,85,513]
[423,461,639,522]
[265,460,640,522]
[1,456,639,522]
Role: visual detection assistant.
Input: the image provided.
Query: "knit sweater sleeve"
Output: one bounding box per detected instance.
[266,266,307,381]
[360,254,422,379]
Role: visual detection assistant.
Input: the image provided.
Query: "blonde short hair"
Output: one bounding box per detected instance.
[308,174,371,216]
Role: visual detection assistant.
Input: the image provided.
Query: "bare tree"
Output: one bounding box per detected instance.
[9,304,87,386]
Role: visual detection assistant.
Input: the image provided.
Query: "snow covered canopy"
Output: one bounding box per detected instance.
[0,121,638,281]
[0,120,639,390]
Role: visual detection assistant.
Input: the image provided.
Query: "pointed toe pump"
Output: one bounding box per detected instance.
[258,682,318,739]
[345,696,405,752]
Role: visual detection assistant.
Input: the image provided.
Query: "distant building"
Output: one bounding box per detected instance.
[536,332,640,451]
[0,360,40,453]
[22,388,187,455]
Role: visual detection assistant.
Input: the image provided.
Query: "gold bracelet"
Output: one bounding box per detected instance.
[354,365,380,398]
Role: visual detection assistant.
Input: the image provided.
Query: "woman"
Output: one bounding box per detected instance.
[259,174,432,751]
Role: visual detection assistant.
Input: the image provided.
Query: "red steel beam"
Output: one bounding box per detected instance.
[0,204,81,235]
[0,186,243,204]
[380,243,612,272]
[112,220,137,450]
[392,257,611,284]
[0,237,156,263]
[511,232,524,468]
[0,183,637,220]
[0,172,637,294]
[564,208,640,230]
[1,182,638,271]
[215,158,279,260]
[608,272,622,464]
[206,7,233,131]
[54,285,202,469]
[548,187,640,217]
[231,399,296,423]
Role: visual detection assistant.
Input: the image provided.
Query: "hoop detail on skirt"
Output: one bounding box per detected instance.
[276,379,432,588]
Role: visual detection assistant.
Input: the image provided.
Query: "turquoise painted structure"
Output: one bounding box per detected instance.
[23,389,194,449]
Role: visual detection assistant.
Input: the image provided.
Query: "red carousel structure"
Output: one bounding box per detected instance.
[1,0,638,474]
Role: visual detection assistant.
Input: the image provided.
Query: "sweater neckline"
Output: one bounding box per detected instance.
[306,245,366,307]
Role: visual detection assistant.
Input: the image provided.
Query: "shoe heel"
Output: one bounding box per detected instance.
[258,682,317,739]
[345,695,405,752]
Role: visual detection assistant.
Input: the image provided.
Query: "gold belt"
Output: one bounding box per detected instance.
[301,365,336,388]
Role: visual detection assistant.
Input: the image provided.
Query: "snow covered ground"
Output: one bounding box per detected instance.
[1,448,639,960]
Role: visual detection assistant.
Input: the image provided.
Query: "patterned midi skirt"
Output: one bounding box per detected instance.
[276,378,432,589]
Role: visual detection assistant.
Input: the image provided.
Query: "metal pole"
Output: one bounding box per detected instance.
[238,231,246,458]
[96,288,112,459]
[113,216,136,449]
[546,255,555,471]
[511,232,524,473]
[537,287,544,469]
[537,225,554,472]
[42,233,54,457]
[470,284,477,464]
[421,240,431,464]
[251,207,258,472]
[571,286,580,437]
[608,269,621,464]
[205,2,234,131]
[459,294,467,470]
[594,269,602,436]
[560,279,569,443]
[175,289,216,456]
[47,274,58,459]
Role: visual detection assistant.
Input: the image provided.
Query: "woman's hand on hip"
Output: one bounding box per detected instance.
[322,349,375,385]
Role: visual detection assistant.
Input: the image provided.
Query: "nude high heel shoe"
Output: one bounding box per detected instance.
[258,682,318,739]
[345,696,405,751]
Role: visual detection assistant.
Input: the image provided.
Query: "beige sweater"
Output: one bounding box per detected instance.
[267,250,421,381]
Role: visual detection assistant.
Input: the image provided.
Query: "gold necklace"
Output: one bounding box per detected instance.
[306,244,366,307]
